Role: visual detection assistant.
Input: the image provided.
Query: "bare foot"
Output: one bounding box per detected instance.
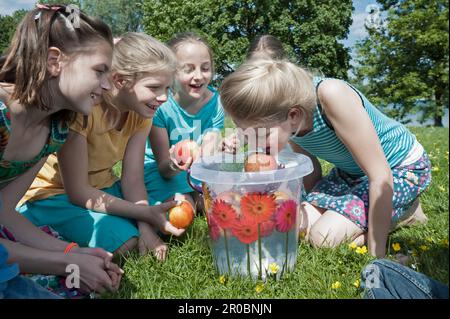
[395,199,428,229]
[351,233,367,247]
[138,226,169,262]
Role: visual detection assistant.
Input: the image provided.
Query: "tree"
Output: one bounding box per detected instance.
[40,0,142,36]
[353,0,449,126]
[0,10,27,54]
[82,0,144,36]
[141,0,353,80]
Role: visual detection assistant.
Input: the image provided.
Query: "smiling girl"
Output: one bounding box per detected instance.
[144,32,225,212]
[18,32,184,262]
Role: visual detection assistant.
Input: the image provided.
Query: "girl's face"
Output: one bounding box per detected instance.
[174,42,212,100]
[123,71,173,119]
[233,109,302,155]
[59,41,113,115]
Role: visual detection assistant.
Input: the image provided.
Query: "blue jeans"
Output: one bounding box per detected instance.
[361,259,449,299]
[0,275,62,299]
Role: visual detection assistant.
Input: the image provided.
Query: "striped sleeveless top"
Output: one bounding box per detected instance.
[290,77,416,177]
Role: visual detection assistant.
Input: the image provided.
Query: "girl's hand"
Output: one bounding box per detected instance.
[71,246,123,287]
[148,201,186,237]
[169,145,193,171]
[221,133,239,154]
[66,253,122,294]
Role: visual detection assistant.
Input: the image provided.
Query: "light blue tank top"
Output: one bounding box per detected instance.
[145,86,224,163]
[290,77,416,177]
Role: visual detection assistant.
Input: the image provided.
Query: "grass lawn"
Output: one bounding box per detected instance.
[108,125,448,299]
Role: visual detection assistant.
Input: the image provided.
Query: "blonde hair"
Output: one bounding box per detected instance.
[220,59,317,127]
[102,32,177,126]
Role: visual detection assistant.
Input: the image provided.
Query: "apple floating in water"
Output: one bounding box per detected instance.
[173,140,200,165]
[168,201,195,229]
[244,153,278,172]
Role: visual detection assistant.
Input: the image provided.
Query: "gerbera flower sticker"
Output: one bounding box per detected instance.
[274,200,297,233]
[211,199,237,229]
[231,217,259,244]
[241,193,276,224]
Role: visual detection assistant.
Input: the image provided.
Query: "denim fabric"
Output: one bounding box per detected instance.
[0,275,62,299]
[361,259,449,299]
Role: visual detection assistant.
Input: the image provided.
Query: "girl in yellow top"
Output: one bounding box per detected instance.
[19,33,184,261]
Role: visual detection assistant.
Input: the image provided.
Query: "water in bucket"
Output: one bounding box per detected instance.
[190,150,313,280]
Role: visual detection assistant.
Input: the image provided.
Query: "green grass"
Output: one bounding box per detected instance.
[108,126,448,299]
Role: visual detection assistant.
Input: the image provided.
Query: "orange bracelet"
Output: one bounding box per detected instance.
[64,242,79,254]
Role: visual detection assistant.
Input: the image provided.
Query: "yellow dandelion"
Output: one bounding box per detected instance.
[432,166,440,172]
[441,239,449,248]
[438,186,446,192]
[255,283,264,293]
[392,242,401,252]
[299,230,307,240]
[331,281,342,290]
[419,245,429,251]
[355,246,368,255]
[348,242,357,250]
[219,275,226,284]
[268,262,280,275]
[353,279,360,289]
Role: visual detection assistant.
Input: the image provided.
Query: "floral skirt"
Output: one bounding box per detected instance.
[0,225,89,299]
[304,153,431,231]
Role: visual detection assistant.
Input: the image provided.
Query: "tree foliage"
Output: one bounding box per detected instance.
[0,10,27,54]
[353,0,449,126]
[141,0,353,80]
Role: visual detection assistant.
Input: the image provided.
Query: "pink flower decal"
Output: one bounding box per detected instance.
[207,214,221,241]
[274,200,297,233]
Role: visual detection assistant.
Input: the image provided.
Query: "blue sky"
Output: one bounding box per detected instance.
[1,0,374,51]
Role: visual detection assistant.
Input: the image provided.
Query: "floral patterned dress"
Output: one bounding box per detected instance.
[0,100,87,298]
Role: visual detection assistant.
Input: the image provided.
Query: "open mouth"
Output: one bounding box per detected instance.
[189,83,204,89]
[146,104,159,111]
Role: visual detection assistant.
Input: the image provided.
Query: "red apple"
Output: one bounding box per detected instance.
[244,153,278,172]
[168,201,195,229]
[173,140,200,165]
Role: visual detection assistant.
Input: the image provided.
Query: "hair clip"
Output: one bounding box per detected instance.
[34,11,42,20]
[36,3,61,11]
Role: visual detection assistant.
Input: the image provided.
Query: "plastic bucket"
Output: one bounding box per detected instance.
[189,151,313,280]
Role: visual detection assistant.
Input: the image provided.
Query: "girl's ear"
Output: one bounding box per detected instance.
[288,107,302,134]
[47,47,63,77]
[112,73,126,89]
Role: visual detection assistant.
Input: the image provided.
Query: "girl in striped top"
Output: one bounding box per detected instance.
[220,58,431,258]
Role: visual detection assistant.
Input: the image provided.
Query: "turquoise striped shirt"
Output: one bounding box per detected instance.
[291,77,416,177]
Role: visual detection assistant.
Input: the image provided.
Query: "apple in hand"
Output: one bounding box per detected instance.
[173,140,200,165]
[244,153,278,172]
[168,201,195,229]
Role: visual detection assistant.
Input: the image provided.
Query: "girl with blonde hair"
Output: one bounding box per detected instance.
[220,58,430,258]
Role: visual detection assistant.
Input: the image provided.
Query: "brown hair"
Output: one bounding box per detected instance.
[0,4,113,122]
[167,31,215,76]
[246,35,287,61]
